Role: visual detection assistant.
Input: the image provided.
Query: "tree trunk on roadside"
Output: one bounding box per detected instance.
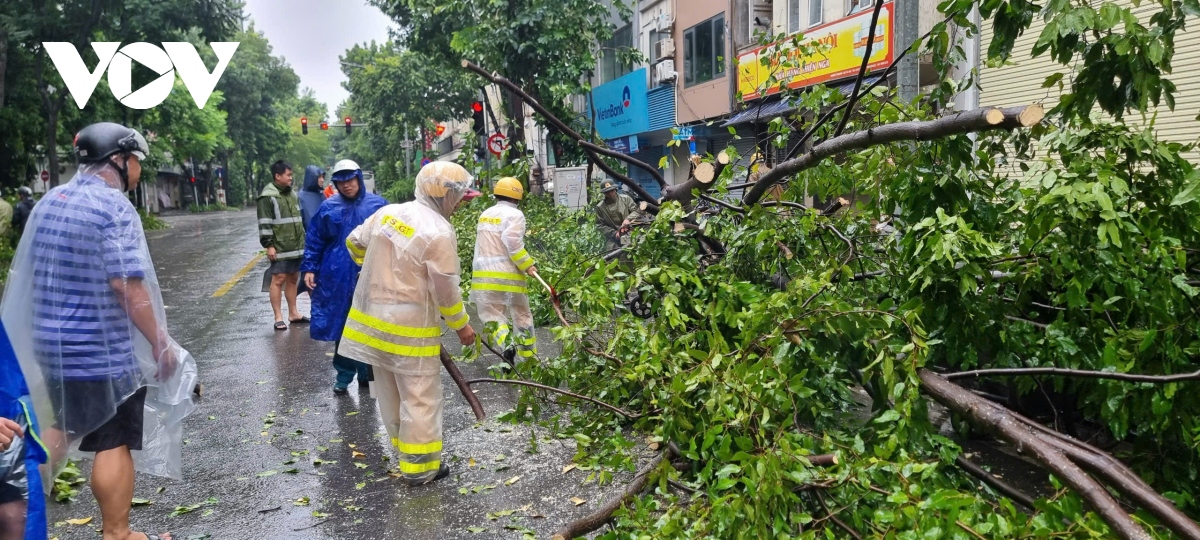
[0,30,9,108]
[44,95,61,187]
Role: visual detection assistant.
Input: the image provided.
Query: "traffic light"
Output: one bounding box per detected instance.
[301,117,308,135]
[344,117,353,134]
[470,101,485,137]
[189,176,196,184]
[320,121,329,131]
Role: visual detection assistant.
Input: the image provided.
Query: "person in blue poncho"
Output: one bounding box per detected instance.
[298,165,326,229]
[301,159,388,395]
[0,320,48,540]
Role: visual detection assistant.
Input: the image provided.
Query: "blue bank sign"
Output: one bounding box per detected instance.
[591,68,649,140]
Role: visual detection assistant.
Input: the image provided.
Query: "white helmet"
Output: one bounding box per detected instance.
[330,159,361,181]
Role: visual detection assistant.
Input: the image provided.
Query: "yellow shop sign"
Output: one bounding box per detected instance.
[737,3,895,100]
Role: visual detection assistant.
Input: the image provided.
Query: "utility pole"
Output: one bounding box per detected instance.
[403,122,412,178]
[896,0,920,102]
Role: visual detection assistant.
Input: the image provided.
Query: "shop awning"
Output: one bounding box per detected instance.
[723,76,883,127]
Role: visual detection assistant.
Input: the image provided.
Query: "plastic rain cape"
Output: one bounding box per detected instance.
[0,165,197,480]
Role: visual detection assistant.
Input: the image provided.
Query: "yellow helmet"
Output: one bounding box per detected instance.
[494,177,524,200]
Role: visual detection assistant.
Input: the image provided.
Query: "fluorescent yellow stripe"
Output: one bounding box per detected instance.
[343,328,441,357]
[444,311,469,331]
[473,283,528,294]
[348,309,441,338]
[19,401,49,458]
[346,238,366,265]
[510,249,530,261]
[515,258,534,272]
[474,270,526,281]
[392,438,443,454]
[439,302,465,317]
[398,460,442,474]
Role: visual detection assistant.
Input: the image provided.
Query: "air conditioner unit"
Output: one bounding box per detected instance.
[653,60,678,85]
[653,38,676,61]
[654,10,674,32]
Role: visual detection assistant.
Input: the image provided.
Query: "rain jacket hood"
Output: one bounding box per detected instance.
[2,169,198,480]
[298,165,326,228]
[300,169,387,342]
[415,162,474,218]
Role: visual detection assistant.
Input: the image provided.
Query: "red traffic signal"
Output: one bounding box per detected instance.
[471,102,485,137]
[320,121,329,130]
[471,101,483,113]
[344,117,352,134]
[189,177,196,184]
[301,116,308,135]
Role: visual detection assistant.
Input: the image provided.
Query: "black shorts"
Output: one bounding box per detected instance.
[50,383,146,453]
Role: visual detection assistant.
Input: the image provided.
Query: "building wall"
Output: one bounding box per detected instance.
[978,0,1200,163]
[675,0,732,124]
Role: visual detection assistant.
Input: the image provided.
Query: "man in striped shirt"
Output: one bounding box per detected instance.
[28,122,177,540]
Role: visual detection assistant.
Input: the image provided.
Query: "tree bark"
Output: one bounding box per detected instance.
[551,450,672,540]
[441,348,485,421]
[0,30,9,108]
[743,105,1045,206]
[946,367,1200,384]
[661,150,730,206]
[918,369,1151,540]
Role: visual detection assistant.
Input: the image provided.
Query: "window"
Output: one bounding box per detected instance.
[600,25,634,83]
[809,0,824,26]
[788,0,801,34]
[848,0,872,15]
[683,14,725,87]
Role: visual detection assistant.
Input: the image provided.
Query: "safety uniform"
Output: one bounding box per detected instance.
[257,182,305,260]
[338,162,474,483]
[470,201,537,359]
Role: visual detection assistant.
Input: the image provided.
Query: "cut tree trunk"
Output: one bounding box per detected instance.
[743,105,1046,206]
[662,150,731,207]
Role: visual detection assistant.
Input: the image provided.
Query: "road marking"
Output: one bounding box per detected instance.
[212,253,264,297]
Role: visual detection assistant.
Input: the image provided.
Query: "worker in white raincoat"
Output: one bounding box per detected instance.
[339,161,479,486]
[470,177,538,362]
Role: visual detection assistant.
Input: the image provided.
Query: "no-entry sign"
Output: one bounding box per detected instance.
[40,170,49,182]
[487,133,508,157]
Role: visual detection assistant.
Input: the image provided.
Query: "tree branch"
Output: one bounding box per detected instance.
[744,105,1045,206]
[945,367,1200,384]
[831,0,887,138]
[918,369,1151,540]
[466,378,643,419]
[551,449,676,540]
[954,455,1036,509]
[441,348,485,421]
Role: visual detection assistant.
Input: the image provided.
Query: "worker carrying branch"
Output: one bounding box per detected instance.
[470,177,538,363]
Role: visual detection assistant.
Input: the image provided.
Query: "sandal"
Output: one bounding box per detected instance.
[140,533,173,540]
[289,316,310,324]
[274,321,287,331]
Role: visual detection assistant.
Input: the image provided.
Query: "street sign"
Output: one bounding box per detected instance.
[672,126,694,141]
[40,170,49,182]
[421,158,432,166]
[487,133,508,157]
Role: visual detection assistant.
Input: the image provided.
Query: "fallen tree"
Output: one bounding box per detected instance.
[443,0,1200,535]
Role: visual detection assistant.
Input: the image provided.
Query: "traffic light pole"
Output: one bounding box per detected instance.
[480,89,490,176]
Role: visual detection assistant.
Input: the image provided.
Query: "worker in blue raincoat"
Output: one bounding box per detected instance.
[298,164,326,229]
[0,319,47,540]
[301,159,388,395]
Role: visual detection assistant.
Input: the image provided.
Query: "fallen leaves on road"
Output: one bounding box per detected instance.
[562,464,577,474]
[504,476,521,486]
[64,518,92,525]
[294,497,310,506]
[570,497,586,506]
[131,498,153,506]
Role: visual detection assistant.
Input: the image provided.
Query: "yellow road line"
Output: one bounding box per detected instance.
[212,253,265,297]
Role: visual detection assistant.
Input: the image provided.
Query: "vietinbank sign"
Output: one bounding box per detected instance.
[591,68,648,140]
[43,42,240,110]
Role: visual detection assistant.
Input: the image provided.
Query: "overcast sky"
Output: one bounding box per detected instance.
[241,0,394,118]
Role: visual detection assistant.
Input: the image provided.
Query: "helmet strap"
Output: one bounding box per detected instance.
[107,153,131,191]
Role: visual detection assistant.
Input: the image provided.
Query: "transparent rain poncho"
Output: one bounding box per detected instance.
[338,162,473,482]
[1,163,197,479]
[469,201,537,357]
[338,162,474,376]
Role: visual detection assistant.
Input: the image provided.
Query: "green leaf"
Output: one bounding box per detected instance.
[1169,171,1200,206]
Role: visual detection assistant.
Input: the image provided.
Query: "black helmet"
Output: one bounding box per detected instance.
[73,122,148,164]
[72,122,148,191]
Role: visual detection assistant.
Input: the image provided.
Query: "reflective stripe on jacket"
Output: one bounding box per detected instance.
[338,202,468,375]
[257,182,305,259]
[470,201,535,305]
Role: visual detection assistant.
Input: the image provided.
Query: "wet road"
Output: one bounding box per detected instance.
[46,209,635,540]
